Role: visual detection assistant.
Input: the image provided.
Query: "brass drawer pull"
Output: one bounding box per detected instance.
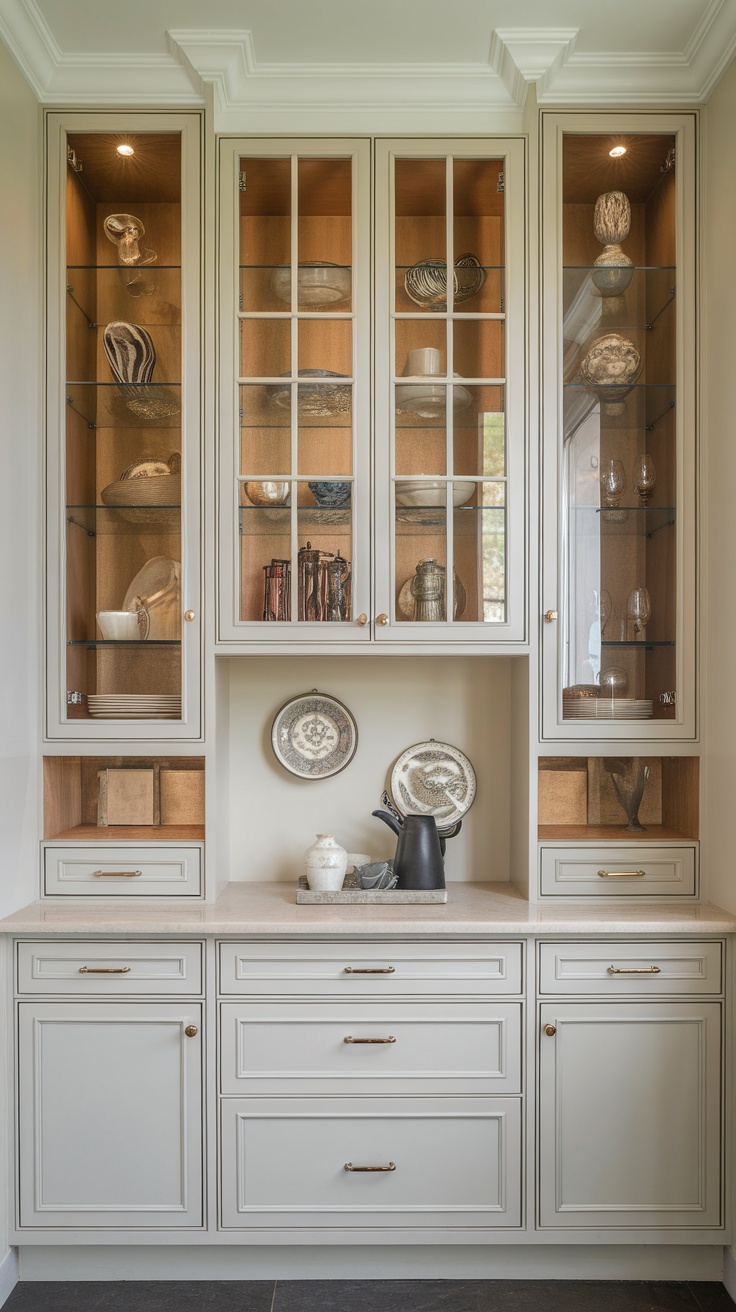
[598,869,646,879]
[607,964,661,975]
[92,869,142,878]
[344,1035,396,1044]
[79,965,132,974]
[344,1161,396,1172]
[344,966,395,974]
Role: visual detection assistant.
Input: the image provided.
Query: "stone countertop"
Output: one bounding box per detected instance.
[1,881,736,936]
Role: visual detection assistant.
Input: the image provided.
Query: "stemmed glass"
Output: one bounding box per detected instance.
[597,589,612,638]
[600,459,626,507]
[627,587,651,640]
[634,453,657,506]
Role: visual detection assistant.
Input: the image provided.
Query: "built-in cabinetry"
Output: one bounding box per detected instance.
[46,113,202,739]
[541,113,696,738]
[16,940,204,1229]
[218,136,526,644]
[537,940,723,1229]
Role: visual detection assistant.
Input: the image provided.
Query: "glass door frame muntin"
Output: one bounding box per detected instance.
[44,110,203,741]
[374,136,528,645]
[217,135,372,643]
[540,110,697,741]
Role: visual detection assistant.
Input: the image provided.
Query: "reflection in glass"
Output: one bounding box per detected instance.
[627,586,651,640]
[634,453,657,506]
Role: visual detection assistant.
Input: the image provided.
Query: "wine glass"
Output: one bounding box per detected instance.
[627,587,651,640]
[634,453,657,506]
[600,458,626,507]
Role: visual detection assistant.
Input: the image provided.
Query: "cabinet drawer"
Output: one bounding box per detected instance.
[17,941,203,995]
[538,941,722,996]
[43,846,203,897]
[220,1000,522,1095]
[220,1096,522,1230]
[539,846,696,898]
[218,941,523,996]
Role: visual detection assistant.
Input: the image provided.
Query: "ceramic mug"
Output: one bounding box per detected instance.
[96,608,150,641]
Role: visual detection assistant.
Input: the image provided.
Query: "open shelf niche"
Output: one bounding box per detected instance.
[538,756,698,842]
[44,756,205,842]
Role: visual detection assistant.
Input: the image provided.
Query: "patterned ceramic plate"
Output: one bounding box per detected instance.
[390,740,476,828]
[271,692,358,779]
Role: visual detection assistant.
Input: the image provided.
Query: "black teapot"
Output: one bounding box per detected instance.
[371,806,446,891]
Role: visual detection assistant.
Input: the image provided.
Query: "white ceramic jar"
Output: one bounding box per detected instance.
[304,834,348,891]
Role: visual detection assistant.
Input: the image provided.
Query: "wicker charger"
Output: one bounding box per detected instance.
[101,453,181,526]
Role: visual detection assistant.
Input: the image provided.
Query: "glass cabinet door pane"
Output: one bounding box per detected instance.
[561,133,677,723]
[64,130,184,722]
[237,152,357,625]
[391,153,508,627]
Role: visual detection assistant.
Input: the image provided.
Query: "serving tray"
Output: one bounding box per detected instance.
[296,875,447,905]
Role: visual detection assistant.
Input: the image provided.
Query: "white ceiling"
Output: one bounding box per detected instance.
[1,0,735,130]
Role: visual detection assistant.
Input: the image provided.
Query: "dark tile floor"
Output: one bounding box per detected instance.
[2,1281,735,1312]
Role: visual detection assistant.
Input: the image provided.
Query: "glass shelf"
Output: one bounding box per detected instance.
[67,264,182,271]
[66,506,180,535]
[66,382,181,429]
[569,506,676,536]
[68,639,182,647]
[600,640,675,648]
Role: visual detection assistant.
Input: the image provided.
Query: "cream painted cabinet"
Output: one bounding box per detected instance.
[537,937,724,1233]
[540,112,697,739]
[17,1000,203,1229]
[217,136,526,645]
[45,112,202,739]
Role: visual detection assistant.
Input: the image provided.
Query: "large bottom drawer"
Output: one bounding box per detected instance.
[220,1097,522,1230]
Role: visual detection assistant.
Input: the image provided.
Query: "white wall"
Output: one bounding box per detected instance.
[0,36,41,1301]
[703,59,736,916]
[223,655,515,884]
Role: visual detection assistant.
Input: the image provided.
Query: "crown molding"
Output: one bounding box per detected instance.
[1,0,736,116]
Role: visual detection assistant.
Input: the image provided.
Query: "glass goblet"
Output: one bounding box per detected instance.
[627,587,651,640]
[600,458,626,507]
[634,453,657,506]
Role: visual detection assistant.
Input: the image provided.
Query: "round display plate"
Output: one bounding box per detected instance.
[390,740,476,828]
[271,692,358,779]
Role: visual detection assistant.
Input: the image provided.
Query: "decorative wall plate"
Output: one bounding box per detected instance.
[271,692,358,779]
[390,740,476,829]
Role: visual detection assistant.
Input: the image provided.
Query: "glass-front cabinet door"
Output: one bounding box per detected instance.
[218,139,370,642]
[541,114,696,738]
[46,113,202,739]
[374,139,526,643]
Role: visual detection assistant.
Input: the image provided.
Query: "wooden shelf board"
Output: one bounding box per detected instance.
[538,824,692,843]
[52,824,204,843]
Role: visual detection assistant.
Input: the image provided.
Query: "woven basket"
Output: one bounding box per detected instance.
[101,454,180,525]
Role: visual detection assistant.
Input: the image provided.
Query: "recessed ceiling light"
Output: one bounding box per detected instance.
[609,145,627,158]
[116,144,134,158]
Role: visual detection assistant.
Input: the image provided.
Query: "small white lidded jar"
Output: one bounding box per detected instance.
[304,834,348,891]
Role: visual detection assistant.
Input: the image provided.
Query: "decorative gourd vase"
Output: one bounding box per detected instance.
[304,834,348,891]
[592,191,634,297]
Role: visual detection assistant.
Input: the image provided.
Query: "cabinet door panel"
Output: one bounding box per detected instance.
[221,1096,521,1229]
[538,1002,722,1229]
[18,1002,203,1229]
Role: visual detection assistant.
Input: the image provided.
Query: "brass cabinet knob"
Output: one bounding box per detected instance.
[544,610,558,623]
[376,613,389,626]
[356,613,368,626]
[184,1024,198,1038]
[184,610,196,622]
[544,1024,556,1037]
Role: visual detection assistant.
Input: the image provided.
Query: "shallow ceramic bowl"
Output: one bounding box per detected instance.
[308,481,351,508]
[396,480,475,508]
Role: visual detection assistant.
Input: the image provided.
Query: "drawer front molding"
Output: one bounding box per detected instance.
[43,846,203,898]
[220,1001,522,1095]
[538,941,722,996]
[17,941,203,996]
[539,846,697,899]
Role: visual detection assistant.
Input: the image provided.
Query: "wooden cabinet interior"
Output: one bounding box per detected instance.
[538,756,698,841]
[43,755,205,841]
[562,133,677,716]
[64,131,183,716]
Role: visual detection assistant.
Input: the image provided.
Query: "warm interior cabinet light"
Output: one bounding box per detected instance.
[116,143,134,157]
[609,145,627,158]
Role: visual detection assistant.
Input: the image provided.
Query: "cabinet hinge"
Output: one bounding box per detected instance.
[497,170,504,193]
[66,690,84,706]
[661,146,675,173]
[66,146,83,174]
[659,691,677,706]
[239,171,247,192]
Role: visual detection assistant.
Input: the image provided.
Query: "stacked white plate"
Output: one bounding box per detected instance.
[564,698,653,720]
[88,694,181,719]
